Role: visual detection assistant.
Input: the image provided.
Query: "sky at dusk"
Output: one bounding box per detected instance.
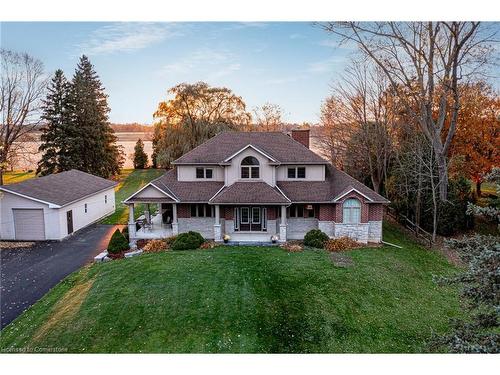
[2,22,499,125]
[1,22,359,125]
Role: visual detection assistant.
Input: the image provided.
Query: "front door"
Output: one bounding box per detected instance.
[67,210,73,234]
[238,206,264,231]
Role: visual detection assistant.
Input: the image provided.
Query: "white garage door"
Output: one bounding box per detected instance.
[13,209,46,240]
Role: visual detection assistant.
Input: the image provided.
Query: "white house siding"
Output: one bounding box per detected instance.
[276,164,325,181]
[0,188,115,241]
[134,185,170,198]
[225,148,274,186]
[334,223,370,243]
[57,188,116,238]
[287,218,318,240]
[178,217,215,239]
[368,221,383,242]
[177,165,224,181]
[0,192,60,240]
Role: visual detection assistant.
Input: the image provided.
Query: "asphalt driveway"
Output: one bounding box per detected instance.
[0,224,122,329]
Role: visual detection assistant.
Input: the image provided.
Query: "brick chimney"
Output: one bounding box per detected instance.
[291,129,310,149]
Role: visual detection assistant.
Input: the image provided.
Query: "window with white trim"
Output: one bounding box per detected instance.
[190,204,214,217]
[287,167,306,179]
[343,198,361,224]
[252,207,260,224]
[196,167,213,179]
[234,207,240,230]
[240,207,250,223]
[241,156,259,179]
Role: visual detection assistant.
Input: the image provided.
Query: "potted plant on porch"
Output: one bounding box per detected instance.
[223,234,230,244]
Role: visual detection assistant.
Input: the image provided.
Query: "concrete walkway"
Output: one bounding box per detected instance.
[0,224,122,329]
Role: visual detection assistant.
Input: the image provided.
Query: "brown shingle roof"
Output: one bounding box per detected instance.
[209,182,290,204]
[0,169,117,207]
[150,169,224,202]
[277,165,389,203]
[173,131,328,164]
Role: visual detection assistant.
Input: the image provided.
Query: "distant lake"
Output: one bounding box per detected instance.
[11,131,325,171]
[12,132,154,170]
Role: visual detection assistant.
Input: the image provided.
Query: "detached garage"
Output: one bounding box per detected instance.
[0,169,117,241]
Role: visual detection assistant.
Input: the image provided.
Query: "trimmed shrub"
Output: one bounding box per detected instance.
[164,235,177,247]
[107,229,129,254]
[171,231,205,251]
[121,226,129,242]
[324,237,361,252]
[303,229,329,249]
[143,239,168,253]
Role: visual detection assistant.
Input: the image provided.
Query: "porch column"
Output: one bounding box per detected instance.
[172,203,178,235]
[279,205,287,242]
[214,205,222,242]
[127,203,137,248]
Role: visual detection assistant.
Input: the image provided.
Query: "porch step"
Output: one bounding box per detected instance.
[225,241,278,246]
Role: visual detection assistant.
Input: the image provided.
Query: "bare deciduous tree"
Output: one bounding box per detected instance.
[1,49,46,185]
[252,102,285,131]
[319,62,393,194]
[322,22,495,201]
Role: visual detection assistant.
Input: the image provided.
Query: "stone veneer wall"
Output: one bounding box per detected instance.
[287,218,318,240]
[178,217,215,239]
[368,221,382,242]
[334,223,370,243]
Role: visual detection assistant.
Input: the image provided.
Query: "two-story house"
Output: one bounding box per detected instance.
[124,129,389,245]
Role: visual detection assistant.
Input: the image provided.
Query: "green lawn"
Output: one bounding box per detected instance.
[0,223,461,353]
[3,171,36,184]
[101,168,165,224]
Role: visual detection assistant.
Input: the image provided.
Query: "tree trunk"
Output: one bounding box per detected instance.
[437,152,448,202]
[0,169,3,186]
[476,181,482,197]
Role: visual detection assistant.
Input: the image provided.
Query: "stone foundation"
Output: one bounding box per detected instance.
[178,217,215,239]
[334,223,369,243]
[368,221,382,242]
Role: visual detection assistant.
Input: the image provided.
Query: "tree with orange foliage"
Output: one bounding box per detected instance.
[449,82,500,196]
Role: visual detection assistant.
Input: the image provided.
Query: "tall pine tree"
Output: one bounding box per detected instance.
[36,69,72,176]
[68,55,123,178]
[133,138,148,169]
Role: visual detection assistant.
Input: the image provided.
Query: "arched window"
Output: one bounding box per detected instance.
[343,198,361,224]
[241,156,260,179]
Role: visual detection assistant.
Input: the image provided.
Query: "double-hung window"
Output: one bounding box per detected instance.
[287,167,306,179]
[343,198,361,224]
[190,204,214,217]
[241,156,259,179]
[196,167,213,179]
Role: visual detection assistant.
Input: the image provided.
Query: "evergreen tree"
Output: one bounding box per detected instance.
[36,69,72,176]
[133,138,148,169]
[68,55,123,178]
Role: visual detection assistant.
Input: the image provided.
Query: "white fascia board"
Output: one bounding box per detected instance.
[0,187,60,208]
[123,182,179,203]
[332,187,374,202]
[223,144,277,163]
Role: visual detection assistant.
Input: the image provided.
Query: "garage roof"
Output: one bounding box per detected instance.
[0,169,117,208]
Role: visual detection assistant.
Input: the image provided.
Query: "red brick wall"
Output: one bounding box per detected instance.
[291,129,310,148]
[177,204,191,218]
[319,204,336,221]
[267,206,278,220]
[224,206,234,220]
[368,204,384,221]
